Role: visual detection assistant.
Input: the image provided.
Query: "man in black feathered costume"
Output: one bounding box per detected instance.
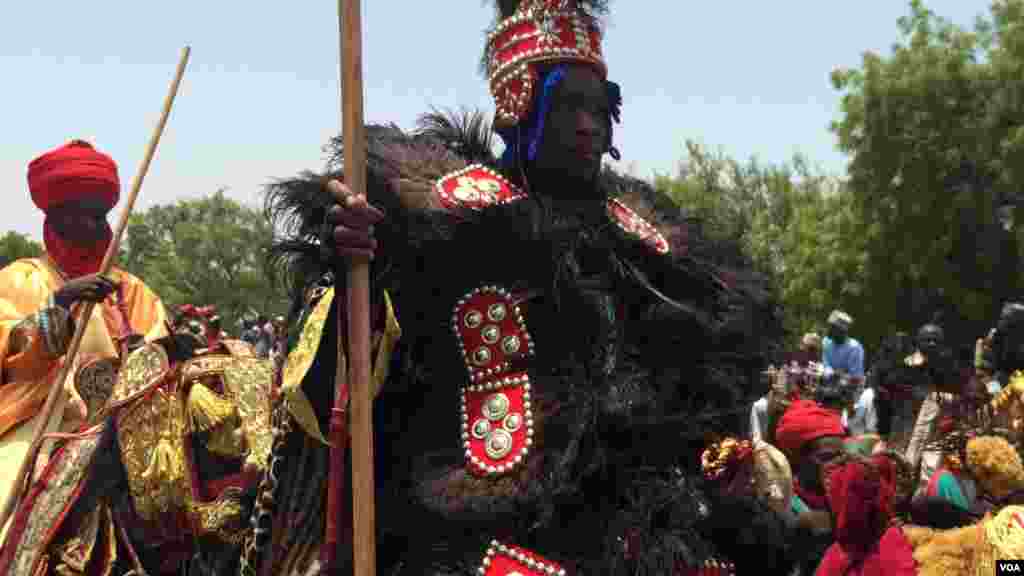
[247,1,793,574]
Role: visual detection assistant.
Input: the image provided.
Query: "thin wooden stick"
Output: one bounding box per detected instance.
[337,0,376,574]
[0,46,191,537]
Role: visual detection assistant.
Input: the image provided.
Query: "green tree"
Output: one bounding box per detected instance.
[655,142,868,347]
[831,0,1024,351]
[0,231,43,269]
[119,190,285,331]
[772,185,869,344]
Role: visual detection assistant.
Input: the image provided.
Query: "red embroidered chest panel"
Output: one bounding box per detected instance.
[435,164,670,255]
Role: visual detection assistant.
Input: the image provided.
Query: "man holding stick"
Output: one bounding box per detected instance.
[0,140,167,529]
[258,1,785,573]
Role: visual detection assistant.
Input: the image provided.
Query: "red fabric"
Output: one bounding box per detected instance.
[828,458,894,556]
[178,304,216,319]
[938,416,955,434]
[28,140,119,212]
[205,327,221,349]
[816,456,911,576]
[43,216,111,279]
[774,400,846,456]
[815,525,917,576]
[201,472,247,502]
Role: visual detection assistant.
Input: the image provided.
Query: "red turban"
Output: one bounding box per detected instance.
[28,140,119,212]
[774,399,846,456]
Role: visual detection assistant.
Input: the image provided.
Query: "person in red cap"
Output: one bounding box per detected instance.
[0,140,168,530]
[775,399,848,513]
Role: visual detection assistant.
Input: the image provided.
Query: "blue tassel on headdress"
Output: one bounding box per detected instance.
[498,65,623,169]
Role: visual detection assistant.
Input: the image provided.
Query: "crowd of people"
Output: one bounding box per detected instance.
[708,306,1024,574]
[170,304,286,361]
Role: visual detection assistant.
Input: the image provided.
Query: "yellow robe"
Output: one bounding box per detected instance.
[0,256,167,530]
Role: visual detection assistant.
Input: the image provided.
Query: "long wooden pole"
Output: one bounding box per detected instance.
[337,1,376,574]
[0,46,191,537]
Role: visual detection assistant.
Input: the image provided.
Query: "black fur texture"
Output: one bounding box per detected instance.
[259,109,783,575]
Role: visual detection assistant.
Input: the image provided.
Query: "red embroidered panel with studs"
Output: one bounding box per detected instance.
[452,286,535,477]
[461,374,534,476]
[452,286,533,382]
[435,164,527,212]
[477,540,566,576]
[606,198,670,255]
[434,166,670,257]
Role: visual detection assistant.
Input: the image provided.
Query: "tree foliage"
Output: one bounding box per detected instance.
[655,142,867,348]
[119,190,284,330]
[831,0,1024,352]
[0,231,43,269]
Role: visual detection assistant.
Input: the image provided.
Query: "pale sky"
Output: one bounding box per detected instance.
[1,1,988,239]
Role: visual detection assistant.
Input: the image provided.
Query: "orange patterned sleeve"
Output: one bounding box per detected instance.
[0,260,67,383]
[0,259,70,437]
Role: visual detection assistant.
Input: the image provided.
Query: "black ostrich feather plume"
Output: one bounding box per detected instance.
[415,108,497,166]
[486,0,610,18]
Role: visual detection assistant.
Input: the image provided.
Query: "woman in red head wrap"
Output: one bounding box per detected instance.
[815,455,918,575]
[775,399,848,510]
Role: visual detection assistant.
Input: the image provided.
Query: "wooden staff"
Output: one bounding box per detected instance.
[328,0,376,573]
[0,46,191,536]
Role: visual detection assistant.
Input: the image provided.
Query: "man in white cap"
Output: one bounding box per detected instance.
[822,310,864,385]
[820,316,875,437]
[820,310,866,428]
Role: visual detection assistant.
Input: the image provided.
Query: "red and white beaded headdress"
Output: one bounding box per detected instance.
[485,0,608,129]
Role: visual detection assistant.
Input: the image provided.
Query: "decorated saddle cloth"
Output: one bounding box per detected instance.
[0,339,275,576]
[0,428,107,576]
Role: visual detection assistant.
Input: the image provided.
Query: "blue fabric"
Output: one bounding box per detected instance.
[498,65,568,169]
[822,336,865,378]
[526,66,567,161]
[497,66,623,168]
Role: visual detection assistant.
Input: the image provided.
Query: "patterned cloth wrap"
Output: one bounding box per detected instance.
[0,338,275,576]
[702,437,794,516]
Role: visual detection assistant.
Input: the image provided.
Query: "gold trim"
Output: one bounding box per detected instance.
[374,291,401,397]
[7,432,103,576]
[281,287,335,444]
[218,356,275,471]
[221,339,257,357]
[104,343,170,414]
[992,371,1024,412]
[280,288,401,444]
[187,486,247,544]
[182,354,240,381]
[116,371,190,527]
